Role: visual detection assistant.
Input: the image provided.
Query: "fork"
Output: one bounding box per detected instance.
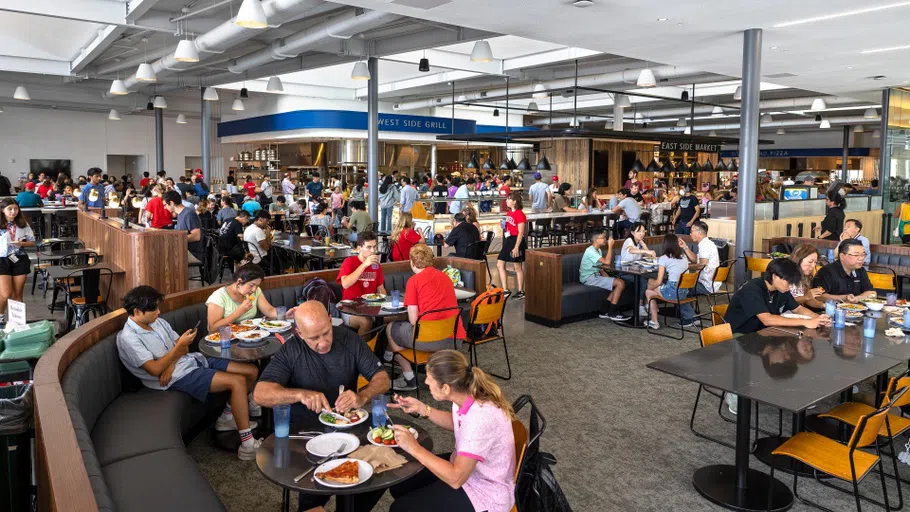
[294,443,348,482]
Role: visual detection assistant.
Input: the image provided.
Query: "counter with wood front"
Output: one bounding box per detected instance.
[77,211,188,308]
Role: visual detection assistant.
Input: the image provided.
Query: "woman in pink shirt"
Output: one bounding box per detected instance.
[389,350,516,512]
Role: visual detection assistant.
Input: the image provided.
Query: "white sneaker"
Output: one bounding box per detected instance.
[215,415,258,432]
[392,376,417,391]
[248,401,262,417]
[237,438,263,461]
[600,312,631,321]
[638,306,649,317]
[726,393,738,415]
[646,320,660,329]
[852,385,860,394]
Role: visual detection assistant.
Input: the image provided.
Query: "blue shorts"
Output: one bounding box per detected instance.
[169,357,230,403]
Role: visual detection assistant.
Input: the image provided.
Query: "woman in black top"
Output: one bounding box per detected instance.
[816,190,845,240]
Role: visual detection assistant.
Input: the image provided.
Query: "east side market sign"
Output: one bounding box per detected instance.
[660,141,723,153]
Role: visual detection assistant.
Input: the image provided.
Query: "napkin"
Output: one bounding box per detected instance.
[349,446,407,474]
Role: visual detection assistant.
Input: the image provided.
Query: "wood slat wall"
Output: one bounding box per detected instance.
[546,139,590,193]
[591,140,655,194]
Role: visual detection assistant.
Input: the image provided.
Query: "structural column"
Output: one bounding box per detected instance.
[430,144,438,179]
[734,28,762,288]
[841,126,850,183]
[155,107,164,174]
[367,57,379,222]
[613,105,624,131]
[201,88,212,184]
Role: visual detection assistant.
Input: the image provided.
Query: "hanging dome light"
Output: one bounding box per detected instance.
[614,94,632,108]
[108,109,121,121]
[527,101,539,111]
[810,97,827,111]
[536,156,552,171]
[0,106,4,113]
[853,125,864,133]
[676,117,687,127]
[661,159,675,173]
[776,128,786,135]
[240,87,250,99]
[516,157,532,171]
[760,114,772,124]
[873,129,881,138]
[645,158,661,173]
[532,83,548,99]
[470,40,493,62]
[733,85,742,100]
[232,98,245,111]
[465,154,480,169]
[493,109,499,117]
[716,159,728,172]
[136,62,156,82]
[819,118,831,129]
[864,108,878,119]
[153,96,168,108]
[481,157,496,170]
[13,86,30,100]
[109,79,129,95]
[712,106,724,116]
[728,159,739,172]
[637,68,657,87]
[351,61,371,80]
[702,159,714,172]
[235,0,268,29]
[631,158,646,172]
[266,76,284,92]
[174,39,199,63]
[690,160,702,172]
[677,159,690,172]
[683,126,692,135]
[708,130,717,137]
[203,87,219,101]
[499,158,516,171]
[418,57,430,72]
[176,113,187,124]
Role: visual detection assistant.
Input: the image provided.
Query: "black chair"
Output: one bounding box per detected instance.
[527,219,551,249]
[31,240,86,296]
[244,241,270,274]
[55,211,78,238]
[49,251,100,314]
[64,267,112,328]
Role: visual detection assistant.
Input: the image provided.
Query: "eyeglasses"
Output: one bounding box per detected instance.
[845,252,866,259]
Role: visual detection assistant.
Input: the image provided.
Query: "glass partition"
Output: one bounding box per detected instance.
[755,202,775,221]
[778,199,826,218]
[882,87,910,242]
[845,195,871,212]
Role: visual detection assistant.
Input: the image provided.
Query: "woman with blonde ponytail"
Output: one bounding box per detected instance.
[387,350,516,512]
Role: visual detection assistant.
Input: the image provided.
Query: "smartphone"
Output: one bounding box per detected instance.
[192,320,200,332]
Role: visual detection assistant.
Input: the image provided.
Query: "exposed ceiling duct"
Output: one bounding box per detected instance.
[392,64,701,111]
[640,115,879,133]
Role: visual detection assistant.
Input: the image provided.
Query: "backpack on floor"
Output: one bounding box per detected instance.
[468,286,506,339]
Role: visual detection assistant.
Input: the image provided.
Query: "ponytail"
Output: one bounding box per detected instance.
[468,367,516,421]
[427,350,516,420]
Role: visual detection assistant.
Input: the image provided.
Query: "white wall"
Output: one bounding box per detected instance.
[0,105,202,183]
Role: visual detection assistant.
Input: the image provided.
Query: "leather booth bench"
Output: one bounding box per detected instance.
[34,256,486,512]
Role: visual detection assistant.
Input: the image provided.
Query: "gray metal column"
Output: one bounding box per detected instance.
[430,144,438,179]
[367,57,379,222]
[734,28,762,288]
[613,104,623,131]
[880,89,891,201]
[841,125,850,183]
[155,107,164,173]
[201,88,212,184]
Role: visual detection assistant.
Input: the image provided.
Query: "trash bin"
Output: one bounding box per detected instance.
[0,383,33,512]
[710,237,731,262]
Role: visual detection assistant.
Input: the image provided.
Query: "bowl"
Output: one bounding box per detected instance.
[863,300,885,311]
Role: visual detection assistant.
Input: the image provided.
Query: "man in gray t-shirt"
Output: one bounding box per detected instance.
[612,188,641,238]
[528,173,551,212]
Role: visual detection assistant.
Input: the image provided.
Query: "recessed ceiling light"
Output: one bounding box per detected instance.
[774,2,910,28]
[846,66,855,70]
[769,46,779,50]
[657,17,668,21]
[573,0,594,7]
[861,44,910,54]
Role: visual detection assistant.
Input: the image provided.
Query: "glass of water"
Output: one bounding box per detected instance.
[276,306,287,320]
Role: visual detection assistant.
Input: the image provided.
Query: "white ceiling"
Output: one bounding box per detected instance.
[0,11,103,61]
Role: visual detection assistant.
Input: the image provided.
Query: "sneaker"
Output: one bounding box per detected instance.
[726,393,738,415]
[638,306,649,317]
[392,376,417,391]
[646,320,660,329]
[513,291,526,300]
[215,416,258,432]
[852,385,860,394]
[600,312,631,321]
[672,319,702,329]
[248,401,262,417]
[237,438,263,461]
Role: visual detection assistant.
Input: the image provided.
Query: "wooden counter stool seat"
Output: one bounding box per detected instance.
[400,308,460,399]
[647,270,702,340]
[528,219,551,249]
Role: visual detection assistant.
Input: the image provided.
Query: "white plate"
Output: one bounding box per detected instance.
[240,318,261,327]
[380,302,406,311]
[367,427,418,448]
[305,433,360,458]
[781,312,812,320]
[258,320,292,333]
[234,329,269,342]
[319,409,368,428]
[362,293,387,302]
[313,458,373,489]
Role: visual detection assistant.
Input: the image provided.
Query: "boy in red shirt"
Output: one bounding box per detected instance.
[385,243,465,391]
[336,231,386,335]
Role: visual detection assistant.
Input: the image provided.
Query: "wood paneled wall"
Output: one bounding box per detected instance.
[546,139,590,193]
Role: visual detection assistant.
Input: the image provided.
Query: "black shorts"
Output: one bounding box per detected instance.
[498,236,527,263]
[0,255,31,276]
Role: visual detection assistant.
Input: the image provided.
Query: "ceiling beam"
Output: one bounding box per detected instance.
[502,47,601,72]
[70,24,126,74]
[125,0,162,22]
[355,70,481,98]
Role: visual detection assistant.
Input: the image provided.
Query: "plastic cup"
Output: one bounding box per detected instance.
[863,316,876,338]
[371,396,388,428]
[276,306,287,320]
[824,300,837,318]
[218,326,232,350]
[834,309,846,329]
[391,290,401,308]
[827,248,835,263]
[887,293,898,306]
[273,404,291,438]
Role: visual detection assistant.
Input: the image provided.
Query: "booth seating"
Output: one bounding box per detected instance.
[763,236,910,271]
[36,257,486,512]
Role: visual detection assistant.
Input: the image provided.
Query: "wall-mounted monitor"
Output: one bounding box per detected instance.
[29,159,71,177]
[781,185,809,201]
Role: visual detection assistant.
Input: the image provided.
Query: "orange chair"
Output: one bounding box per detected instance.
[465,290,511,380]
[688,324,736,448]
[743,251,772,279]
[357,331,380,391]
[400,307,461,398]
[648,270,702,340]
[867,266,898,293]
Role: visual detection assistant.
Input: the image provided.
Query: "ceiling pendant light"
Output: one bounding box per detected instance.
[631,158,646,172]
[712,106,724,116]
[493,109,500,117]
[615,94,632,108]
[761,114,772,124]
[176,113,187,124]
[646,159,661,173]
[716,159,728,172]
[108,109,121,121]
[418,57,430,72]
[499,158,516,171]
[661,159,676,173]
[676,117,687,127]
[240,87,249,99]
[637,68,657,87]
[702,159,715,172]
[864,108,878,119]
[146,100,154,110]
[470,40,493,63]
[174,39,199,63]
[677,159,690,172]
[527,101,539,111]
[873,129,881,138]
[232,98,244,111]
[0,106,4,113]
[814,113,822,122]
[532,83,548,99]
[203,87,219,101]
[853,125,864,133]
[481,157,496,170]
[810,97,827,111]
[690,160,702,172]
[13,86,30,100]
[708,130,717,137]
[136,62,157,82]
[266,76,283,92]
[351,61,371,80]
[776,128,786,135]
[516,157,532,171]
[733,85,742,100]
[819,118,831,129]
[235,0,268,29]
[153,96,168,108]
[683,126,692,135]
[465,153,480,169]
[109,79,129,96]
[536,156,552,171]
[728,159,739,172]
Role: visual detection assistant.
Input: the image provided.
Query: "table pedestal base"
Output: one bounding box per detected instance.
[693,464,793,512]
[804,414,851,441]
[753,436,820,477]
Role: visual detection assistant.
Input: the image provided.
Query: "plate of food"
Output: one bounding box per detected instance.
[240,318,261,327]
[258,319,292,333]
[314,459,373,488]
[339,299,356,305]
[888,316,907,328]
[837,303,868,312]
[319,408,368,428]
[861,298,886,311]
[884,305,904,314]
[770,252,789,259]
[205,332,229,344]
[306,432,360,458]
[234,329,269,342]
[230,323,256,334]
[845,311,865,320]
[368,425,418,448]
[361,293,387,302]
[897,299,910,307]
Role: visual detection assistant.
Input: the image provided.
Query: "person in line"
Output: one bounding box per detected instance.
[219,210,250,265]
[450,178,475,215]
[814,190,845,240]
[551,183,583,213]
[175,176,193,197]
[139,172,151,189]
[390,212,425,262]
[677,221,720,327]
[837,219,871,267]
[864,179,880,195]
[385,245,467,391]
[548,175,560,195]
[388,350,516,512]
[672,185,700,235]
[378,175,398,234]
[117,285,262,460]
[330,186,345,227]
[643,234,692,330]
[813,238,876,304]
[206,263,282,331]
[444,212,481,259]
[217,196,237,226]
[241,196,262,216]
[611,188,641,238]
[342,200,371,244]
[281,172,296,197]
[478,175,493,213]
[163,191,204,262]
[788,244,826,310]
[253,301,390,512]
[305,172,324,207]
[579,232,630,321]
[400,176,418,214]
[337,231,387,336]
[497,191,527,300]
[0,199,35,323]
[528,172,550,213]
[242,175,257,199]
[623,169,641,190]
[243,210,272,268]
[431,175,450,215]
[15,182,43,208]
[81,168,107,209]
[498,175,511,213]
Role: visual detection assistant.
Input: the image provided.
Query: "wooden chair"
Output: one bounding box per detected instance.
[357,331,380,391]
[743,250,772,279]
[648,270,702,340]
[689,323,735,448]
[768,387,908,512]
[867,266,897,293]
[711,304,728,326]
[465,290,510,380]
[400,308,461,398]
[510,419,530,512]
[706,259,736,306]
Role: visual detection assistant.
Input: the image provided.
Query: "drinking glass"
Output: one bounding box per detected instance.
[276,306,287,320]
[863,316,877,338]
[273,404,291,438]
[218,326,232,350]
[834,309,846,329]
[826,248,835,263]
[371,396,388,428]
[887,293,898,306]
[391,290,401,308]
[824,300,837,317]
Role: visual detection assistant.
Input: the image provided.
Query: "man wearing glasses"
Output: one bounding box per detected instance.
[813,239,876,303]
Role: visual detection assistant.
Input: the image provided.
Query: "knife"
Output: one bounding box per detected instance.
[320,408,348,423]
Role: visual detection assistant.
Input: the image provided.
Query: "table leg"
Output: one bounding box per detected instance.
[754,411,823,478]
[693,395,793,512]
[612,274,646,329]
[281,488,289,512]
[335,496,356,512]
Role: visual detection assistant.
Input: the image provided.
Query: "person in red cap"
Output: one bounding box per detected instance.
[16,182,44,207]
[549,175,560,196]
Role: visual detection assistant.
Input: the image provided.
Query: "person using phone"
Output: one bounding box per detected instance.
[0,199,35,325]
[116,285,262,460]
[337,231,387,336]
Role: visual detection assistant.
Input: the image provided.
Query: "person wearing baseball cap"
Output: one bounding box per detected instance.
[549,175,560,196]
[529,172,551,213]
[16,182,44,208]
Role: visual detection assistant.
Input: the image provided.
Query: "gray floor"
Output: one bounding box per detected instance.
[25,269,910,512]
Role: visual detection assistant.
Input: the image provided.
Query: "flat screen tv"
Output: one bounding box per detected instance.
[29,159,71,178]
[781,186,809,201]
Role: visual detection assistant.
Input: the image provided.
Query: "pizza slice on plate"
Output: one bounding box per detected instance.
[316,460,360,485]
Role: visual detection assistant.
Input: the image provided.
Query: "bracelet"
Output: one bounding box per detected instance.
[423,404,432,418]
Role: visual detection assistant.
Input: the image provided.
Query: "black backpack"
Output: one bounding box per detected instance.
[298,278,340,317]
[513,395,572,512]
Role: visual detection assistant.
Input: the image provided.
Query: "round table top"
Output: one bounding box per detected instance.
[198,333,284,362]
[256,415,434,496]
[336,298,408,319]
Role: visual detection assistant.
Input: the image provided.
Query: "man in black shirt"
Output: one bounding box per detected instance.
[445,213,481,258]
[672,185,700,235]
[725,258,831,335]
[813,238,875,303]
[219,210,250,262]
[431,175,449,215]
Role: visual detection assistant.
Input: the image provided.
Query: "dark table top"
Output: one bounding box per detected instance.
[598,261,659,277]
[256,415,434,496]
[336,299,409,319]
[35,248,98,262]
[802,308,910,362]
[198,334,285,362]
[44,262,125,279]
[273,234,357,262]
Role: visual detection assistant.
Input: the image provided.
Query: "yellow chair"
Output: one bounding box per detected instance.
[512,419,529,483]
[688,324,736,448]
[648,271,702,340]
[867,266,897,292]
[769,387,908,512]
[357,331,380,391]
[705,259,736,306]
[465,291,511,380]
[711,304,728,326]
[743,251,772,278]
[400,307,461,398]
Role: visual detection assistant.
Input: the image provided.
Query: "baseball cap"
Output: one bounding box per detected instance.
[534,172,542,180]
[25,182,35,190]
[551,175,559,182]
